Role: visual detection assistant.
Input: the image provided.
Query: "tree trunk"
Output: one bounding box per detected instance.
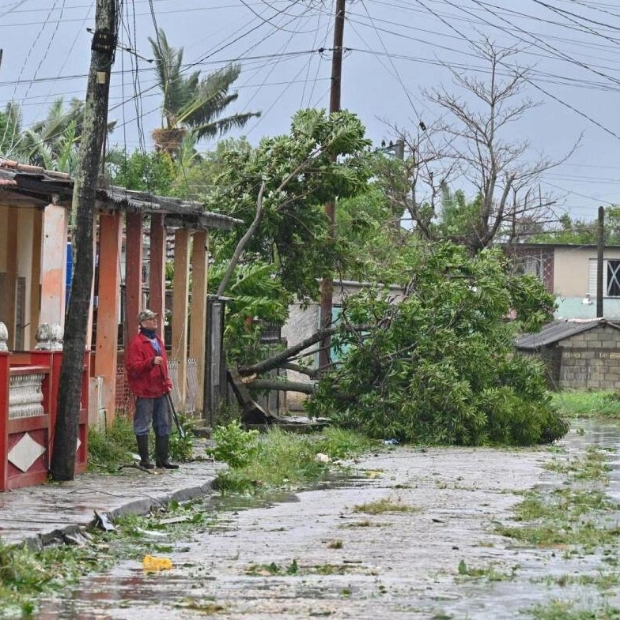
[217,182,265,296]
[50,0,117,481]
[248,379,316,394]
[237,325,343,377]
[237,323,370,377]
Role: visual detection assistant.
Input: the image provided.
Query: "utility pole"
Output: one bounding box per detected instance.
[50,0,118,480]
[597,206,605,319]
[319,0,346,372]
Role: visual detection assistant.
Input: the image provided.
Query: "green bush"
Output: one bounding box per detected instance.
[206,421,259,468]
[168,412,196,462]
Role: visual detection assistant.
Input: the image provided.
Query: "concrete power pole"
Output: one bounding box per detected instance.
[597,206,605,318]
[50,0,118,481]
[319,0,346,372]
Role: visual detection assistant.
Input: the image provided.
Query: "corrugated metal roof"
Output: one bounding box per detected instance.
[516,318,620,350]
[0,159,242,230]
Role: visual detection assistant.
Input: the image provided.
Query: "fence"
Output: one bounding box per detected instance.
[0,350,89,491]
[116,358,200,417]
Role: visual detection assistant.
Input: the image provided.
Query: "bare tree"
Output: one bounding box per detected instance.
[392,40,578,253]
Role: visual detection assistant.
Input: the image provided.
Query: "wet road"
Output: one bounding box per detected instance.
[35,423,620,619]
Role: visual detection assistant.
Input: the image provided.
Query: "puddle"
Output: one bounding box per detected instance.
[207,471,377,515]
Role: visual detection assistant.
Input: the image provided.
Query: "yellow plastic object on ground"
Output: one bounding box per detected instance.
[142,555,173,571]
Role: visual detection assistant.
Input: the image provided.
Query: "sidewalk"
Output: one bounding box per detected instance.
[0,444,220,549]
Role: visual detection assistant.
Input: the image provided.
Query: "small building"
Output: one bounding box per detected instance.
[507,243,620,320]
[516,318,620,390]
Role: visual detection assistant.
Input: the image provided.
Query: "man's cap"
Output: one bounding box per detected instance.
[137,309,158,323]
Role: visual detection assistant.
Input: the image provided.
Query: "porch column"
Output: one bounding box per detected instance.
[85,217,97,350]
[94,212,122,425]
[171,228,190,407]
[125,213,143,346]
[39,204,68,327]
[4,208,17,348]
[190,230,208,413]
[29,210,43,350]
[149,215,167,341]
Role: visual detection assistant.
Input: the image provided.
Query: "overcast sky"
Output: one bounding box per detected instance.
[2,0,620,222]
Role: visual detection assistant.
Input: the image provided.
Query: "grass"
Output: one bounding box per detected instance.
[530,600,620,619]
[551,391,620,420]
[88,415,136,471]
[497,448,620,551]
[88,412,196,471]
[456,559,518,582]
[544,446,612,482]
[213,425,374,494]
[352,498,419,515]
[537,572,620,590]
[244,560,368,577]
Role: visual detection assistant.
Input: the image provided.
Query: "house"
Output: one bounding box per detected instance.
[0,158,239,490]
[508,243,620,320]
[516,318,620,390]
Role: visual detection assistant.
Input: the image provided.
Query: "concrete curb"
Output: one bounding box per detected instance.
[18,478,217,551]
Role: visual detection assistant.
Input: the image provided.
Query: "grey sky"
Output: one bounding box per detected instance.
[1,0,619,222]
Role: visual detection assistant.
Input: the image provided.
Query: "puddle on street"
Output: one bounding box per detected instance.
[33,420,620,619]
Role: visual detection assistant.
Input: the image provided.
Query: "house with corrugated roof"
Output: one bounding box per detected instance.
[0,157,239,490]
[516,318,620,390]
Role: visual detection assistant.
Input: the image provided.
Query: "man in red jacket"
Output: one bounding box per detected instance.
[125,309,178,470]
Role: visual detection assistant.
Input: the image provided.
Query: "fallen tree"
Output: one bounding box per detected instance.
[233,242,569,447]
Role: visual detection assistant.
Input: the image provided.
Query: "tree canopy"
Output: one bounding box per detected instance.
[307,242,566,446]
[529,209,620,245]
[204,108,372,301]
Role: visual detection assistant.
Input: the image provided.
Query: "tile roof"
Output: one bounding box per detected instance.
[0,158,241,230]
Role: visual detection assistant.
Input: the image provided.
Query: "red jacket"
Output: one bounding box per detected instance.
[125,331,172,398]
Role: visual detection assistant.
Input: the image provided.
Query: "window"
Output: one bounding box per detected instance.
[608,260,620,297]
[520,256,542,280]
[588,258,620,297]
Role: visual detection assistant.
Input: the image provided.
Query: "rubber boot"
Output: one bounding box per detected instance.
[136,434,154,469]
[155,435,179,469]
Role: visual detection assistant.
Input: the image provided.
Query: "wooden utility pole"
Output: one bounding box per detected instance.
[319,0,346,371]
[597,206,605,318]
[50,0,118,481]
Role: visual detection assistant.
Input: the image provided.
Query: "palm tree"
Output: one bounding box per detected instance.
[5,98,115,172]
[0,102,23,157]
[149,28,260,155]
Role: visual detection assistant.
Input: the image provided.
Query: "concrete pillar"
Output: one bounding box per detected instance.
[125,213,143,346]
[39,205,68,327]
[190,230,208,412]
[85,217,98,351]
[171,228,190,407]
[149,215,167,342]
[4,208,18,348]
[94,212,122,424]
[29,209,43,350]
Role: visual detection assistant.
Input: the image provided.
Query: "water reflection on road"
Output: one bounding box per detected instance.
[35,420,620,619]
